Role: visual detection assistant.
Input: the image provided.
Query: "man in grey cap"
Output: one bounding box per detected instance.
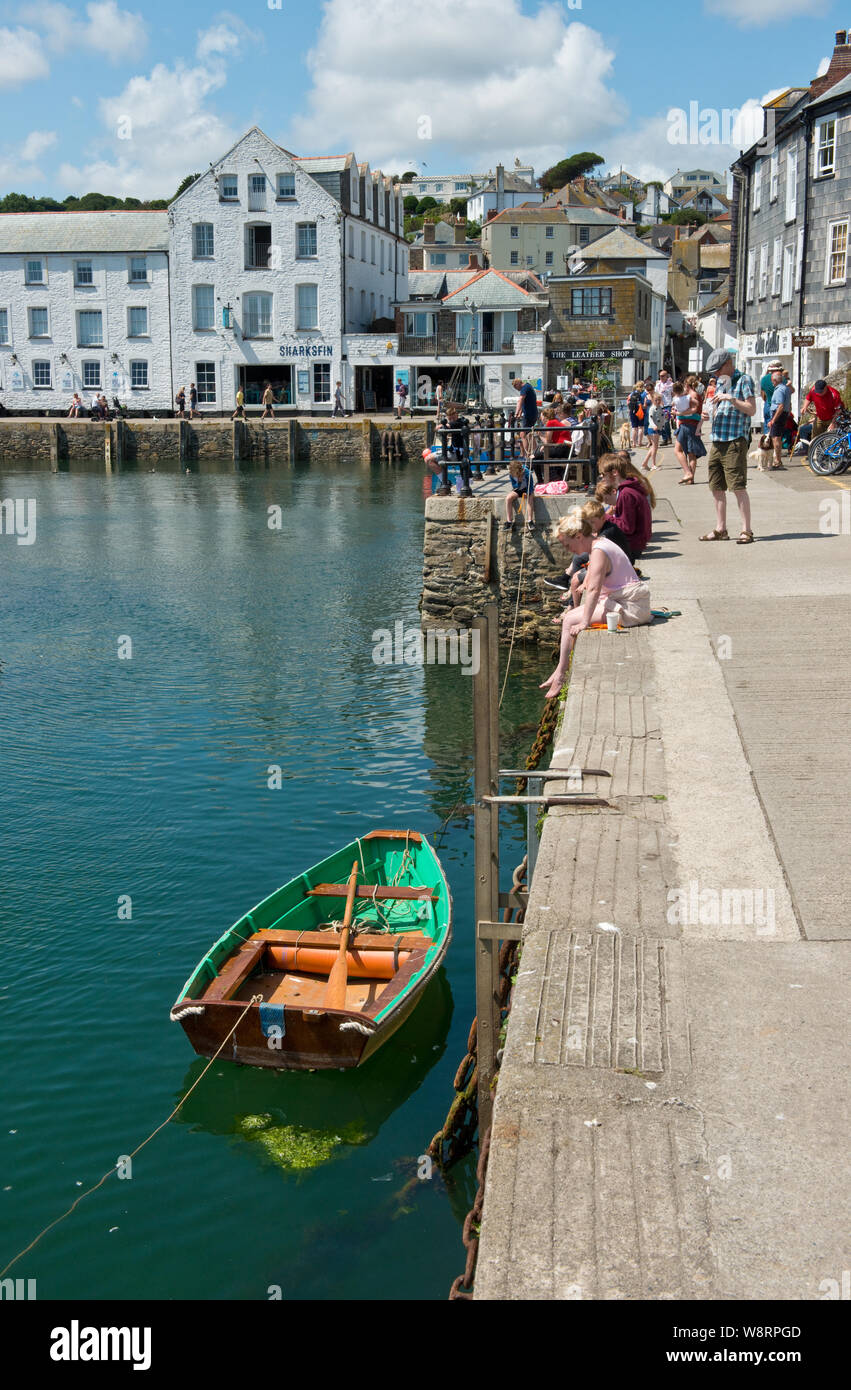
[699,348,757,544]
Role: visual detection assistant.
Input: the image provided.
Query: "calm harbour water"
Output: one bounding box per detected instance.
[0,457,548,1301]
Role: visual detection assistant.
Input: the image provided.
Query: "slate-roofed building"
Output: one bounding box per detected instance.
[730,30,851,388]
[480,205,623,278]
[386,267,548,408]
[0,209,171,411]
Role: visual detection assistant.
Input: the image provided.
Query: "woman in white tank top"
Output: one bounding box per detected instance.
[541,512,651,698]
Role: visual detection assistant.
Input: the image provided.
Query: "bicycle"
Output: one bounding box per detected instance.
[808,409,851,475]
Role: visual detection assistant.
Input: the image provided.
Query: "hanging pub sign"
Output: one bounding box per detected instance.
[791,332,815,348]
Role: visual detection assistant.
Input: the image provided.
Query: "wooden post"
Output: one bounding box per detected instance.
[484,510,494,583]
[115,419,124,468]
[233,420,243,466]
[104,420,112,471]
[178,419,188,465]
[472,603,501,1135]
[49,423,60,469]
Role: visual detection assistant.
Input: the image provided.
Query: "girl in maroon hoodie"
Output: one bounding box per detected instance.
[598,454,655,560]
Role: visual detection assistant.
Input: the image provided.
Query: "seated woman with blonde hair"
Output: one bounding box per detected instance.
[540,508,652,699]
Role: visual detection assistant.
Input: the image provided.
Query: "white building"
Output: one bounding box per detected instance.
[0,210,171,412]
[405,160,536,204]
[466,167,544,226]
[168,128,409,413]
[634,186,678,221]
[663,168,726,200]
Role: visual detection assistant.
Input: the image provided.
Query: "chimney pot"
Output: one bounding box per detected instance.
[836,29,847,44]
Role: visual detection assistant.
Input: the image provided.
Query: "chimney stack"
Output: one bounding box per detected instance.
[423,222,436,244]
[496,164,505,204]
[468,253,479,270]
[810,27,851,98]
[454,220,467,244]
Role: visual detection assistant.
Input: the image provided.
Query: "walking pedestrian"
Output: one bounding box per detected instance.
[231,386,245,421]
[760,359,781,434]
[261,382,276,419]
[333,381,345,417]
[627,382,648,448]
[699,348,757,545]
[189,382,199,419]
[641,393,666,470]
[175,385,186,419]
[767,368,791,468]
[396,378,409,419]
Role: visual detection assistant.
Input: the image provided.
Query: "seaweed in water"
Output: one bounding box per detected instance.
[235,1114,367,1172]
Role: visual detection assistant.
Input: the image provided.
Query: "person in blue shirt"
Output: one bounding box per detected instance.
[503,458,535,530]
[767,368,791,469]
[512,377,539,462]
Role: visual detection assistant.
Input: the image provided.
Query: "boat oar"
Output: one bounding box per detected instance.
[321,859,360,1012]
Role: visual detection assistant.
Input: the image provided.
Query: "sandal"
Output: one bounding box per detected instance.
[699,529,729,541]
[736,530,755,544]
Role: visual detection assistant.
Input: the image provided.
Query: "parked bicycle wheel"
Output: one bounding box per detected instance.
[808,431,851,475]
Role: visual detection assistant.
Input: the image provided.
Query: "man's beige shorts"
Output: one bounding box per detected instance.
[708,436,749,493]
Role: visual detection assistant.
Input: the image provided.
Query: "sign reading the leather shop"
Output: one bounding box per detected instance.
[547,348,633,360]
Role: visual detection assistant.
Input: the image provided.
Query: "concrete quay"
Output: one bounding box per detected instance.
[475,449,851,1300]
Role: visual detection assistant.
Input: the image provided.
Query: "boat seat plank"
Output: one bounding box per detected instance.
[306,883,437,902]
[203,940,266,1002]
[362,829,424,844]
[255,929,430,951]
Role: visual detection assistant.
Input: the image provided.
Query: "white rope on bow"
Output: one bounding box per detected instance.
[169,1004,206,1021]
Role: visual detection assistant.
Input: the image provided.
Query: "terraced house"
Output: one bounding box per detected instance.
[730,29,851,392]
[0,210,171,412]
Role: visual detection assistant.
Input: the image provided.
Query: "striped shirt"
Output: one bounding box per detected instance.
[711,373,755,442]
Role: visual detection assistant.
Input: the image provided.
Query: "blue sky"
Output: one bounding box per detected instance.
[0,0,843,199]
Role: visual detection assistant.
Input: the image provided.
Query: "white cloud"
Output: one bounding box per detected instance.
[287,0,626,174]
[20,130,58,162]
[0,26,49,88]
[17,2,146,63]
[0,129,59,187]
[19,3,75,52]
[84,1,147,59]
[816,54,831,77]
[57,19,251,197]
[703,0,828,24]
[610,82,803,191]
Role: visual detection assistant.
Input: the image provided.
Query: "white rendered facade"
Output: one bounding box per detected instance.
[168,128,408,414]
[0,212,171,412]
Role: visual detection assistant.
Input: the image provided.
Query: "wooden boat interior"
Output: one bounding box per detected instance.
[188,831,442,1019]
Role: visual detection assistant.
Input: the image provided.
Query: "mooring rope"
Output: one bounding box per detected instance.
[0,992,263,1279]
[499,502,530,708]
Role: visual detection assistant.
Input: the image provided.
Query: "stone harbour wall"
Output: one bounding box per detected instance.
[0,417,432,468]
[422,494,576,646]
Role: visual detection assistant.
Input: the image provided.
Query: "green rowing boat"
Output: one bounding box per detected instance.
[170,829,452,1070]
